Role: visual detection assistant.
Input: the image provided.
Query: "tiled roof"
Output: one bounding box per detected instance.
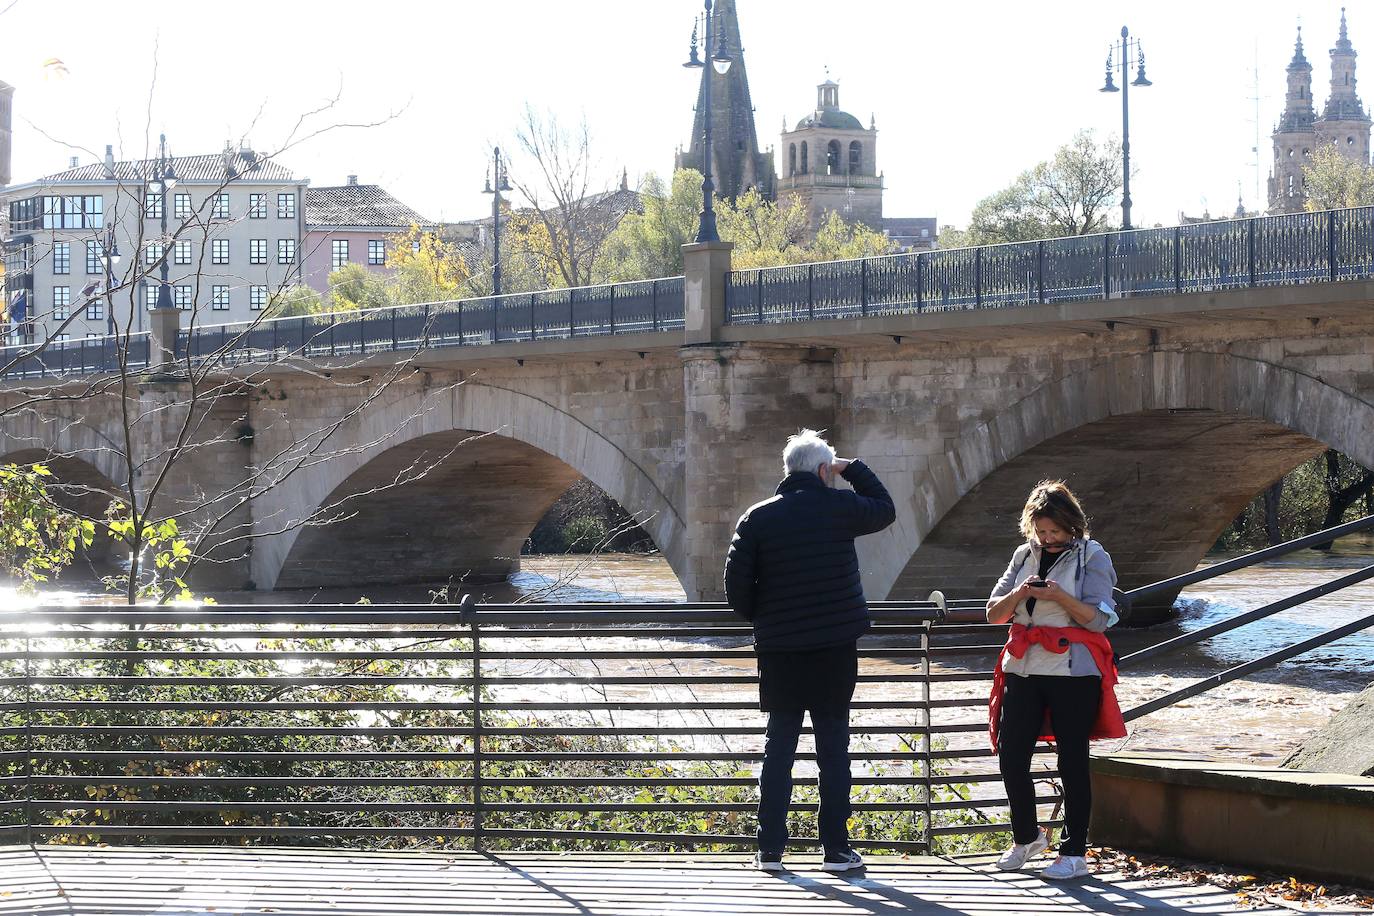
[37,150,296,184]
[305,184,431,229]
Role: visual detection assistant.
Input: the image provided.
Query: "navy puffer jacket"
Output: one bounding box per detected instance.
[723,460,896,651]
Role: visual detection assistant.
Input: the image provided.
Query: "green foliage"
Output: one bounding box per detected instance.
[265,284,325,318]
[1303,145,1374,210]
[103,515,198,604]
[0,463,94,590]
[594,169,893,280]
[326,263,388,312]
[1214,449,1374,552]
[594,171,700,281]
[955,130,1122,246]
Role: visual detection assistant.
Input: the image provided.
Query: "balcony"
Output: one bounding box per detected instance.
[776,172,884,192]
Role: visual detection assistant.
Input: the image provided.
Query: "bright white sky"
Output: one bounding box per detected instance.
[1,0,1359,229]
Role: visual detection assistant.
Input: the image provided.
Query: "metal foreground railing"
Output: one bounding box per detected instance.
[0,598,1067,854]
[0,517,1371,854]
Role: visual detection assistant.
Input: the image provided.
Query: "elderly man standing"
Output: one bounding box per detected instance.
[724,429,896,872]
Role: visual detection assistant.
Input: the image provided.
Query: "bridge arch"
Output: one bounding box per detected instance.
[0,445,127,581]
[873,351,1374,615]
[256,381,686,592]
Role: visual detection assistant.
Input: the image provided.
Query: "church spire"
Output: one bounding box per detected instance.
[675,0,776,201]
[1321,6,1366,121]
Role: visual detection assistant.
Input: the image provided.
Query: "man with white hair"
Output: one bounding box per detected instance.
[724,429,896,872]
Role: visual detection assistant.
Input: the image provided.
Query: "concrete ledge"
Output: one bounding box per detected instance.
[1091,752,1374,886]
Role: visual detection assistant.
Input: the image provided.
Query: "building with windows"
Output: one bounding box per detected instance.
[777,80,883,233]
[1268,11,1372,214]
[301,177,433,299]
[2,142,307,341]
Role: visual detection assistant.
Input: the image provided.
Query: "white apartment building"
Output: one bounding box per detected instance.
[3,143,307,342]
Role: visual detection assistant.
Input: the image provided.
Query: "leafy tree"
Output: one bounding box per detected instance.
[1303,145,1374,210]
[326,263,388,312]
[595,169,892,277]
[265,284,325,318]
[0,463,94,591]
[594,171,700,282]
[959,130,1123,245]
[384,225,475,303]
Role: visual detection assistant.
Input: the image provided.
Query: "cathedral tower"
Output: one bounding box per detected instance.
[776,79,882,234]
[1313,8,1372,164]
[675,0,776,201]
[1268,27,1317,213]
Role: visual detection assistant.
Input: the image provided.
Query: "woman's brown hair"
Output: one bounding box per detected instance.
[1018,479,1090,542]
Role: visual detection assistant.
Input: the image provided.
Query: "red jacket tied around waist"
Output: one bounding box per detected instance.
[988,623,1127,751]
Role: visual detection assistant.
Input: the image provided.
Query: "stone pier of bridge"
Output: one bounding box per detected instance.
[2,243,1373,616]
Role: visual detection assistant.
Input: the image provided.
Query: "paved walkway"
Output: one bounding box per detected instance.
[0,846,1355,915]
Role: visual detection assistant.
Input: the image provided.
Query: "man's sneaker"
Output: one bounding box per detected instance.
[821,849,865,872]
[753,851,784,871]
[995,826,1050,871]
[1040,855,1090,880]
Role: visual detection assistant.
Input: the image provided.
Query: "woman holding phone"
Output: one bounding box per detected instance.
[985,480,1125,880]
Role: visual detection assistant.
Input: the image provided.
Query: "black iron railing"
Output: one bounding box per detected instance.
[0,278,686,379]
[0,333,152,379]
[0,597,1075,853]
[726,205,1374,323]
[178,277,686,366]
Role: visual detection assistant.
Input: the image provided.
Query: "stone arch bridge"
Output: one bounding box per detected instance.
[2,218,1372,615]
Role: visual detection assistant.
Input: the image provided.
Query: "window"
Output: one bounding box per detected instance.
[212,193,230,219]
[368,239,385,265]
[249,193,266,219]
[278,239,296,264]
[250,286,268,311]
[849,140,862,174]
[211,285,230,310]
[52,286,70,321]
[331,239,349,269]
[250,239,268,264]
[175,240,192,265]
[145,193,163,219]
[54,334,69,343]
[9,198,40,232]
[174,285,192,310]
[86,241,104,275]
[412,240,421,253]
[212,239,230,265]
[826,140,842,175]
[174,193,192,219]
[86,333,99,340]
[277,192,296,219]
[799,141,808,174]
[145,286,160,310]
[52,242,70,275]
[146,243,164,267]
[788,144,796,177]
[41,195,103,228]
[85,300,104,321]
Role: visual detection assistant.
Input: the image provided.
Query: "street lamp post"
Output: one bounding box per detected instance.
[146,133,178,312]
[1100,26,1151,230]
[482,146,512,297]
[101,224,121,337]
[682,0,733,243]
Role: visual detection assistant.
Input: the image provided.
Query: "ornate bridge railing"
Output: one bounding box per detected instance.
[725,205,1374,323]
[0,277,685,378]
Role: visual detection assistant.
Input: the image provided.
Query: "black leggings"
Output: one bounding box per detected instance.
[997,674,1102,857]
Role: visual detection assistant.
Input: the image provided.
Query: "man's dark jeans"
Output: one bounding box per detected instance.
[757,708,851,856]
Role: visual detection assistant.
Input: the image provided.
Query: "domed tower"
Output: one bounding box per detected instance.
[777,79,882,234]
[1313,8,1372,167]
[1269,26,1318,213]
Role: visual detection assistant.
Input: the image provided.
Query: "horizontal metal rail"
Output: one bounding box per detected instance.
[0,601,1057,855]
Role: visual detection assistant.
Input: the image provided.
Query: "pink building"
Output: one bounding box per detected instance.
[301,176,432,298]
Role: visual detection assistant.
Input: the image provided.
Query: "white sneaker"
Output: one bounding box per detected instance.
[753,852,784,871]
[995,826,1050,871]
[1040,855,1090,880]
